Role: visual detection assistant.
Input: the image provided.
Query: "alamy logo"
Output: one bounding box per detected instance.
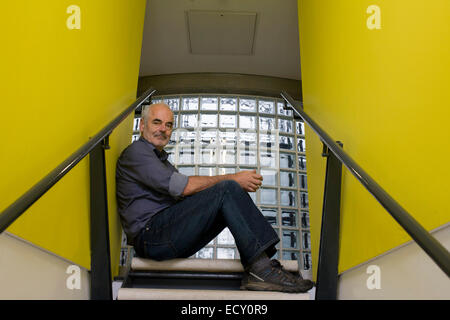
[66,265,81,290]
[366,265,381,290]
[367,5,381,30]
[67,5,81,30]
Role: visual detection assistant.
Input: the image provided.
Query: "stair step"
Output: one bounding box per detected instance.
[117,288,310,300]
[131,258,299,273]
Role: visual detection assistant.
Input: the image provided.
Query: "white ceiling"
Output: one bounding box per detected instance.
[139,0,301,80]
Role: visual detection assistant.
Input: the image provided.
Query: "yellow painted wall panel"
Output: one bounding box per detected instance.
[0,1,147,273]
[298,0,450,277]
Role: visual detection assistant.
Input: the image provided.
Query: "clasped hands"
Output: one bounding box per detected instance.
[232,170,263,193]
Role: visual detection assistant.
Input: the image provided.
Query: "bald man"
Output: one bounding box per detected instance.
[116,103,314,293]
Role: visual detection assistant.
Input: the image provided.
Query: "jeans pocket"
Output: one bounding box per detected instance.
[144,241,178,261]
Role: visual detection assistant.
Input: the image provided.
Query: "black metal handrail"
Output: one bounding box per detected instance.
[281,91,450,277]
[0,87,156,234]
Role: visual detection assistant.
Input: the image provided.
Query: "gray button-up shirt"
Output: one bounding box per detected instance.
[116,136,189,245]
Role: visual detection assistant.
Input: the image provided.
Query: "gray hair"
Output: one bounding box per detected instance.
[140,103,172,128]
[141,104,152,127]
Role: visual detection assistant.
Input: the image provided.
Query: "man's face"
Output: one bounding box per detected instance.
[140,104,174,150]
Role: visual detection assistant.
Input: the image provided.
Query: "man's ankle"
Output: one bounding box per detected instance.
[247,252,271,273]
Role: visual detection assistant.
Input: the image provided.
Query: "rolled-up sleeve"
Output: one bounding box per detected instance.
[169,171,189,197]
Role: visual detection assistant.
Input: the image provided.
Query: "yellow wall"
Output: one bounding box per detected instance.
[298,0,450,277]
[0,0,147,276]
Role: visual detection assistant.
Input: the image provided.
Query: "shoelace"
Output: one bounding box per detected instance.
[270,259,301,282]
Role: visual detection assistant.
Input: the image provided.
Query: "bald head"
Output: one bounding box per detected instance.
[140,103,174,150]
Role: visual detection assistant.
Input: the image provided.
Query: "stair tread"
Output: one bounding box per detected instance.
[117,287,310,300]
[132,258,299,273]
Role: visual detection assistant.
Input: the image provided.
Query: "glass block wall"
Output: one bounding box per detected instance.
[121,94,312,272]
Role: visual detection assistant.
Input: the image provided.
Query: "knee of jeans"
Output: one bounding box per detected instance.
[219,179,243,194]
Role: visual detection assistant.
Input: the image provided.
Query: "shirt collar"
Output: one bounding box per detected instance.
[139,136,168,161]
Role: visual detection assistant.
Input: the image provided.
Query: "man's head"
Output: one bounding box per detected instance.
[140,103,174,151]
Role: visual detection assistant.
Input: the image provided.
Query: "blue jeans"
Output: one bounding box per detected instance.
[134,180,279,267]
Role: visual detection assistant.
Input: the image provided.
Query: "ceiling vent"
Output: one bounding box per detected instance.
[187,10,257,55]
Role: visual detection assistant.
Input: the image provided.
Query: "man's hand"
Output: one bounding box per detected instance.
[232,170,263,192]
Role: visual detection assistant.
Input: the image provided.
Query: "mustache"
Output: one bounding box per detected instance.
[153,132,168,139]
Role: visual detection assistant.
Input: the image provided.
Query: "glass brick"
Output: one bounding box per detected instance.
[218,167,236,175]
[131,134,140,142]
[300,192,309,209]
[239,98,256,112]
[279,135,294,150]
[300,174,308,189]
[200,130,218,146]
[133,118,140,131]
[278,101,293,117]
[178,149,196,165]
[239,115,256,129]
[301,211,310,228]
[178,166,195,176]
[259,133,276,149]
[196,247,214,259]
[296,121,305,135]
[302,231,311,250]
[179,130,197,144]
[239,149,257,166]
[258,100,275,114]
[219,131,237,145]
[219,148,236,165]
[239,131,257,147]
[217,228,235,245]
[200,114,217,128]
[166,149,175,163]
[303,252,312,270]
[200,97,218,110]
[173,114,178,128]
[282,251,299,261]
[217,248,235,259]
[259,117,275,131]
[260,188,277,205]
[151,98,162,104]
[281,190,297,207]
[182,97,199,110]
[249,191,257,204]
[261,208,278,226]
[164,97,180,111]
[200,148,217,164]
[280,153,296,169]
[260,169,277,186]
[199,167,216,176]
[282,210,297,227]
[282,230,299,249]
[280,171,296,187]
[298,156,307,171]
[260,151,277,168]
[219,114,236,128]
[279,119,293,133]
[220,97,237,111]
[297,138,306,153]
[180,114,198,128]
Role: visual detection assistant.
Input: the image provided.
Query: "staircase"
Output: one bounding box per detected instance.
[117,258,312,300]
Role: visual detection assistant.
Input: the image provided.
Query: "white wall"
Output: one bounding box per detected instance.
[0,232,90,299]
[337,224,450,300]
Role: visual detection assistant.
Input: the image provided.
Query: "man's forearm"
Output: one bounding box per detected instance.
[182,174,234,196]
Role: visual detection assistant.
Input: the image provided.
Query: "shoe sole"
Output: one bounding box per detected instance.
[240,282,312,293]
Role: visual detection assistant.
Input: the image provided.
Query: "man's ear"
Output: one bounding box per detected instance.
[139,118,145,132]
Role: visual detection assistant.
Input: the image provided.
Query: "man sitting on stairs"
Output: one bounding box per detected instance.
[116,102,314,293]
